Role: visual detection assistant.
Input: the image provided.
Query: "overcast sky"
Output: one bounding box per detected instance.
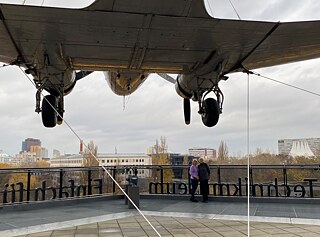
[1,0,320,157]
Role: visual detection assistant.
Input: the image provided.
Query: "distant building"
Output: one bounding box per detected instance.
[0,150,12,163]
[188,147,216,160]
[30,145,42,160]
[169,153,194,165]
[98,153,151,166]
[50,153,152,183]
[278,138,320,157]
[50,154,84,167]
[98,153,152,183]
[53,149,61,158]
[42,147,49,159]
[169,153,195,180]
[22,138,41,152]
[15,151,37,165]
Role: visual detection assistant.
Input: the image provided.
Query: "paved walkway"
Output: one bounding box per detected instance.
[13,215,320,237]
[2,197,320,237]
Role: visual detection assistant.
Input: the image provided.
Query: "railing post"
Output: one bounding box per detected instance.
[112,166,116,193]
[283,166,287,186]
[283,165,287,196]
[88,169,92,195]
[217,166,221,183]
[10,184,15,203]
[3,184,9,204]
[16,182,24,202]
[160,166,164,194]
[27,170,31,202]
[249,166,253,196]
[59,169,63,198]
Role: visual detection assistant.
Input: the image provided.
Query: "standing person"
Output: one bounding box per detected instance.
[198,158,210,203]
[189,159,199,202]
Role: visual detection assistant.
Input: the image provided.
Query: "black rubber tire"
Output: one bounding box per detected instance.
[183,98,191,125]
[201,98,220,127]
[41,95,57,128]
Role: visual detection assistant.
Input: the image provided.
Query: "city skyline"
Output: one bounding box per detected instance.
[1,1,320,157]
[2,136,220,158]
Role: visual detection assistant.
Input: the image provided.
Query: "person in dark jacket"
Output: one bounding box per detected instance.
[198,158,210,202]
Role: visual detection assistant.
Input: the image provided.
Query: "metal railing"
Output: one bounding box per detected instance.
[1,164,320,206]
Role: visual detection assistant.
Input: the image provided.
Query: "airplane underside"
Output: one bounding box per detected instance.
[3,1,318,129]
[27,58,225,128]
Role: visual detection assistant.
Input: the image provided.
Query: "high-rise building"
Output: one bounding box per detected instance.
[22,138,41,152]
[42,147,49,158]
[30,145,42,160]
[278,138,320,157]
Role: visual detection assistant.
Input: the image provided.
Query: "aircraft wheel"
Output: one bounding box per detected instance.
[183,98,191,125]
[41,95,57,128]
[201,98,220,127]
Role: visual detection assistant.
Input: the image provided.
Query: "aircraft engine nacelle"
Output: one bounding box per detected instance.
[175,74,193,99]
[104,71,149,96]
[63,70,77,96]
[44,69,76,96]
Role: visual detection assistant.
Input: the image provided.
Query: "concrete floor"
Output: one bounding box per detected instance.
[1,197,320,237]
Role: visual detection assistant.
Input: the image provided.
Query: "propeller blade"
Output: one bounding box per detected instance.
[75,71,93,81]
[183,98,191,125]
[157,73,176,84]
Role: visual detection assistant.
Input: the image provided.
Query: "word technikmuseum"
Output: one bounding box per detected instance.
[149,178,318,197]
[1,177,318,204]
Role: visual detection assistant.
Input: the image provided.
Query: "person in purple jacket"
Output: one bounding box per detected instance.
[189,159,199,202]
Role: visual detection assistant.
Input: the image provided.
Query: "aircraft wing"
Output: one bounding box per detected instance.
[1,0,320,74]
[239,20,320,72]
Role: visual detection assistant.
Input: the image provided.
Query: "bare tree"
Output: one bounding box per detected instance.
[182,155,190,180]
[315,145,320,159]
[153,136,168,155]
[150,136,173,191]
[83,141,99,167]
[218,140,229,162]
[80,141,99,186]
[160,136,168,154]
[151,153,174,185]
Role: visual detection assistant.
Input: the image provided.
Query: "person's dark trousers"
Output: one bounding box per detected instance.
[190,179,198,201]
[200,179,209,201]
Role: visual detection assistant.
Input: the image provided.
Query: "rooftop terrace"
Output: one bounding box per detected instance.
[1,165,320,236]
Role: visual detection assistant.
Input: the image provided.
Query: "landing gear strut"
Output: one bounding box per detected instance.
[34,75,65,128]
[181,84,223,127]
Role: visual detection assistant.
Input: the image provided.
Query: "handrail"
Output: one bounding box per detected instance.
[1,164,320,206]
[1,163,320,171]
